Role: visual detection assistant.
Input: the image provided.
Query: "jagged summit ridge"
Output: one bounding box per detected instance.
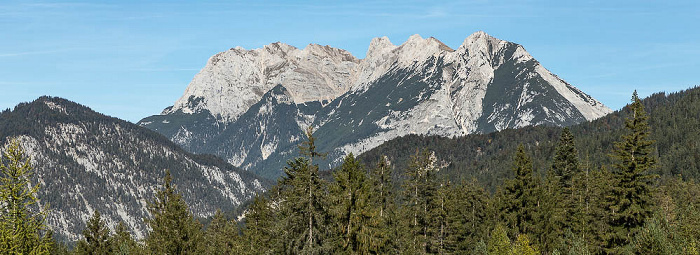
[165,32,521,123]
[142,31,613,178]
[165,41,359,122]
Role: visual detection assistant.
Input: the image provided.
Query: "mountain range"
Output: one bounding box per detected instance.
[0,31,620,242]
[139,31,612,178]
[0,97,269,241]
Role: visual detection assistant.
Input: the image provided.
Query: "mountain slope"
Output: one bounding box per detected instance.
[0,97,270,241]
[140,32,612,178]
[358,86,700,191]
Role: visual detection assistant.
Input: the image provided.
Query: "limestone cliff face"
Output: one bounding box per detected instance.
[140,31,611,178]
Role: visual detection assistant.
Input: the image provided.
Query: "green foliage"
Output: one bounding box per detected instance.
[487,224,511,255]
[277,129,331,254]
[541,128,583,251]
[365,155,398,253]
[29,87,700,254]
[512,234,539,255]
[144,170,203,254]
[399,149,440,253]
[0,139,52,254]
[75,211,112,255]
[241,194,280,254]
[328,153,373,253]
[199,210,241,254]
[496,145,541,238]
[443,181,490,252]
[564,230,591,255]
[632,216,678,254]
[551,127,580,192]
[111,222,140,255]
[605,91,658,252]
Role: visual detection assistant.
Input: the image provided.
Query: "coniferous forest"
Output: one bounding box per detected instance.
[2,89,700,255]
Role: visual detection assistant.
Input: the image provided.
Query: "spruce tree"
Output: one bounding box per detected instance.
[444,181,489,253]
[0,139,52,254]
[370,156,393,221]
[278,127,330,254]
[329,153,371,253]
[144,170,202,255]
[542,127,582,252]
[242,193,280,254]
[605,91,658,251]
[400,149,439,253]
[76,210,112,255]
[552,127,580,193]
[488,224,512,255]
[200,210,240,254]
[367,155,397,253]
[496,144,540,239]
[111,222,140,255]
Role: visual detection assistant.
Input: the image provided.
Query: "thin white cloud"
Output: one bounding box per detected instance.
[0,48,83,58]
[132,68,201,72]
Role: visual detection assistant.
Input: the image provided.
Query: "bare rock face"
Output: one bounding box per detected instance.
[140,31,612,178]
[165,42,359,122]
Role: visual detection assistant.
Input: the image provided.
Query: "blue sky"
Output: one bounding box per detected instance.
[1,0,698,122]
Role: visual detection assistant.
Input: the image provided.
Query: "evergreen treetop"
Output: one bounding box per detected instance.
[0,139,52,254]
[145,170,202,255]
[605,91,659,252]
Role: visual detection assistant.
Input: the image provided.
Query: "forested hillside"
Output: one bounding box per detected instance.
[0,97,270,242]
[360,86,700,191]
[226,91,699,254]
[2,89,698,254]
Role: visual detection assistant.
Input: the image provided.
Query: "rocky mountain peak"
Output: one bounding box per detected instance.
[304,43,358,62]
[457,31,505,61]
[393,34,451,67]
[143,32,613,178]
[366,36,396,59]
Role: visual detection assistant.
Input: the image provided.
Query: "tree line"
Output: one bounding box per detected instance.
[2,92,700,254]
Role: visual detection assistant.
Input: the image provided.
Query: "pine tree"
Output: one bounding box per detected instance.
[329,153,372,253]
[400,149,440,253]
[111,222,140,255]
[366,155,397,253]
[0,139,52,254]
[76,210,112,254]
[496,145,541,239]
[605,91,658,252]
[242,193,280,254]
[200,210,240,254]
[144,170,202,255]
[277,127,330,254]
[488,224,511,255]
[542,127,582,252]
[444,181,489,253]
